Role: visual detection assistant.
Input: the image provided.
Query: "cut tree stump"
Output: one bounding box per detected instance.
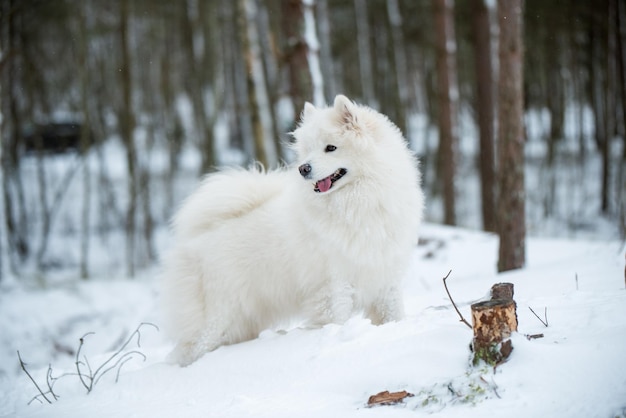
[471,282,517,365]
[490,282,514,301]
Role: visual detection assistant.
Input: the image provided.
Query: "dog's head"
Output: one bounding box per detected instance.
[291,95,382,195]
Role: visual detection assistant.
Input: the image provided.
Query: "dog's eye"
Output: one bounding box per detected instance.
[325,145,337,152]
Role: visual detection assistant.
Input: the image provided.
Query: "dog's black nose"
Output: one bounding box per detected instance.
[299,163,312,178]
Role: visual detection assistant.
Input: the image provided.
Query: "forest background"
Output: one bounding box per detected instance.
[0,0,624,283]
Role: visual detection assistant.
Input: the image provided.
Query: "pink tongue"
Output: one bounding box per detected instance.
[316,177,332,192]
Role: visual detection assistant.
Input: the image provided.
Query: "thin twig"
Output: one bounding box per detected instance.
[17,351,52,404]
[46,364,59,401]
[442,270,472,329]
[528,306,548,327]
[75,332,95,392]
[91,322,157,381]
[93,350,146,387]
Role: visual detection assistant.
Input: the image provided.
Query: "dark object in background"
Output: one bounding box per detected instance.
[23,122,91,154]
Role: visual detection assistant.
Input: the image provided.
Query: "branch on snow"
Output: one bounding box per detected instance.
[442,270,472,329]
[18,322,158,405]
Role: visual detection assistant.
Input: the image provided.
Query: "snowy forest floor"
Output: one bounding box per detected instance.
[1,222,624,418]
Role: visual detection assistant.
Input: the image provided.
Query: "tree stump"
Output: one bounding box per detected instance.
[490,282,514,301]
[471,283,517,365]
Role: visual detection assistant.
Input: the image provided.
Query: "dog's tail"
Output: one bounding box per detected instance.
[172,167,286,240]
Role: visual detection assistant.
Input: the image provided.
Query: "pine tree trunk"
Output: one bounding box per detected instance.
[316,0,337,103]
[387,0,409,135]
[78,2,91,279]
[238,0,277,168]
[302,0,325,107]
[471,0,497,233]
[119,0,137,278]
[282,0,313,115]
[433,0,458,226]
[355,0,375,106]
[496,0,526,273]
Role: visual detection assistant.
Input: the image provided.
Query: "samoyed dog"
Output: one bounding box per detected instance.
[161,95,423,366]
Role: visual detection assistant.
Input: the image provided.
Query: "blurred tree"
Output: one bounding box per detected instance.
[497,0,526,272]
[118,0,137,278]
[78,0,92,279]
[354,0,375,106]
[1,0,30,274]
[238,0,278,168]
[182,0,216,173]
[433,0,459,226]
[282,0,315,114]
[471,0,497,232]
[387,0,409,134]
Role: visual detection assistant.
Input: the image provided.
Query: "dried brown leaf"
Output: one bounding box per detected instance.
[367,390,414,407]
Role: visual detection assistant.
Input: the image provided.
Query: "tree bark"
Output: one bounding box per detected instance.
[471,0,497,233]
[433,0,458,226]
[119,0,137,278]
[316,0,337,103]
[471,299,517,365]
[302,0,325,107]
[182,0,215,173]
[354,0,375,106]
[282,0,313,115]
[496,0,526,272]
[78,1,91,280]
[471,282,517,365]
[387,0,409,135]
[238,0,277,168]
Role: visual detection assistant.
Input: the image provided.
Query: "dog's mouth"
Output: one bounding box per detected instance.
[314,168,348,193]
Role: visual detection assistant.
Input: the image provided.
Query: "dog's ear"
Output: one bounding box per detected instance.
[302,102,316,120]
[333,95,359,130]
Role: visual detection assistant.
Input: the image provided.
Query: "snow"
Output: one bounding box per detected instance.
[1,223,624,418]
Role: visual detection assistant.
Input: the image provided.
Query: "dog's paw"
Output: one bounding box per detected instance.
[166,341,206,367]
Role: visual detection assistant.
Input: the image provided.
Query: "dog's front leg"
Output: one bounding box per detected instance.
[366,285,405,325]
[306,280,355,327]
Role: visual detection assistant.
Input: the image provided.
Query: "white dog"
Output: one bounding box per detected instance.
[161,95,423,366]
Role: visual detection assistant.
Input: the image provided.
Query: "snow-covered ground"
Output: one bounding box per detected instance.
[1,223,624,418]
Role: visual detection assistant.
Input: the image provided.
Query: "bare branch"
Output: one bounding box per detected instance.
[93,350,146,387]
[442,270,472,329]
[18,323,158,404]
[46,364,59,401]
[75,332,95,392]
[17,351,52,404]
[92,322,157,380]
[528,306,548,327]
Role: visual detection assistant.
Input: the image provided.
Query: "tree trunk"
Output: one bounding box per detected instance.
[316,0,337,104]
[256,1,285,161]
[496,0,526,273]
[282,0,313,115]
[221,0,254,163]
[119,0,137,278]
[78,1,91,280]
[471,0,497,233]
[387,0,409,135]
[238,0,277,168]
[302,0,325,107]
[433,0,458,226]
[602,0,616,215]
[1,0,29,275]
[182,0,215,173]
[471,284,517,366]
[616,0,626,237]
[354,0,375,106]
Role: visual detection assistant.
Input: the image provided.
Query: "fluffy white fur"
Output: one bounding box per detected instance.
[161,95,423,366]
